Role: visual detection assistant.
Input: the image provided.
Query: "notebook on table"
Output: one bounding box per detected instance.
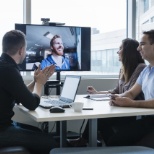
[39,75,81,108]
[89,94,111,101]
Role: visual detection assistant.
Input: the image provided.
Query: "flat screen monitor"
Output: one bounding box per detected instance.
[15,24,91,72]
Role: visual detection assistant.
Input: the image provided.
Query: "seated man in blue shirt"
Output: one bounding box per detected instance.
[110,29,154,148]
[41,35,70,70]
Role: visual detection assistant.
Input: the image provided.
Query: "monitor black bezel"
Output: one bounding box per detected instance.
[15,23,91,72]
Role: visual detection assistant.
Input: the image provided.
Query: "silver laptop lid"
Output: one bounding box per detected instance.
[59,75,81,103]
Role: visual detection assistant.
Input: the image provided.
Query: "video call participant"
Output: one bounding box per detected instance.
[68,38,146,147]
[41,35,70,70]
[110,30,154,148]
[0,30,58,154]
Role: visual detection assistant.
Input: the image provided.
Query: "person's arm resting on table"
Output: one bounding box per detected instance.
[111,83,154,108]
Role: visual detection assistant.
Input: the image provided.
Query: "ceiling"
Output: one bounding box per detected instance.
[26,25,79,51]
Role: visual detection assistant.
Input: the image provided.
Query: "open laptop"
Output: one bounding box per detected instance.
[39,75,81,108]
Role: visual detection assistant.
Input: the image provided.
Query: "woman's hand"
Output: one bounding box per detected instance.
[87,86,98,94]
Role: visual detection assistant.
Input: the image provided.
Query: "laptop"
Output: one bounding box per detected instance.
[39,75,81,108]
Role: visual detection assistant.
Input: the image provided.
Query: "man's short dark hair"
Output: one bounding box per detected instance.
[50,35,61,47]
[143,29,154,45]
[2,30,26,55]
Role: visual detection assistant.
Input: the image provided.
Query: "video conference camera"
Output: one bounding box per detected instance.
[41,18,50,25]
[41,18,65,26]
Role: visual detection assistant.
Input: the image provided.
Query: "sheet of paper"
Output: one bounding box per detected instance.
[90,97,110,101]
[89,94,110,101]
[90,94,110,98]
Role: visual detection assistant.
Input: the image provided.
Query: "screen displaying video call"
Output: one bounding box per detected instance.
[15,24,91,72]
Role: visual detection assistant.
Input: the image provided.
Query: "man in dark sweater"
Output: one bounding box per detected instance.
[0,30,58,154]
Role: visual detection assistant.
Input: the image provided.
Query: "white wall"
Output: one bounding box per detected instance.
[12,78,118,133]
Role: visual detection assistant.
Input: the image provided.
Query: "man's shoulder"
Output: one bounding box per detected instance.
[137,63,147,69]
[63,57,69,62]
[0,58,15,69]
[134,63,147,74]
[138,65,149,78]
[43,55,53,62]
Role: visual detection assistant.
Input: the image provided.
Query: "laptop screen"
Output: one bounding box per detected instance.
[60,75,81,103]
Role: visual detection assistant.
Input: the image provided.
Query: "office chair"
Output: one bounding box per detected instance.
[0,146,30,154]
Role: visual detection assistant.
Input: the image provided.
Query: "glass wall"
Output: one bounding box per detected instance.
[31,0,127,76]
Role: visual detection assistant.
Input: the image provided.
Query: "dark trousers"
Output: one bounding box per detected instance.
[82,116,154,146]
[0,122,59,154]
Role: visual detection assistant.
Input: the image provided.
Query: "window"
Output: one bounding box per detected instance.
[151,16,154,22]
[142,20,149,24]
[136,0,154,41]
[143,0,149,12]
[0,0,23,55]
[31,0,126,76]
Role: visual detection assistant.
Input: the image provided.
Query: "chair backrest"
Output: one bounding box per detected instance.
[50,146,154,154]
[0,146,30,154]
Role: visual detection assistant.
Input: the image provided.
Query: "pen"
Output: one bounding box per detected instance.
[82,108,93,110]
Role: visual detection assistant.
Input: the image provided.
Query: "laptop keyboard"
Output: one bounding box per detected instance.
[49,100,67,106]
[40,97,72,108]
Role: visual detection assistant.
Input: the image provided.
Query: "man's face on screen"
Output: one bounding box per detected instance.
[51,38,64,56]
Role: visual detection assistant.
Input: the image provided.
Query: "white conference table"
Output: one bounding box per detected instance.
[16,95,154,147]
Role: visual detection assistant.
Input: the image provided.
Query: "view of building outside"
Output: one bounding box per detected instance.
[91,29,126,75]
[136,0,154,65]
[136,0,154,40]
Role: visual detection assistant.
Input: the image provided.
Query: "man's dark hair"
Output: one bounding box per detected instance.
[2,30,26,55]
[50,35,61,47]
[143,29,154,44]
